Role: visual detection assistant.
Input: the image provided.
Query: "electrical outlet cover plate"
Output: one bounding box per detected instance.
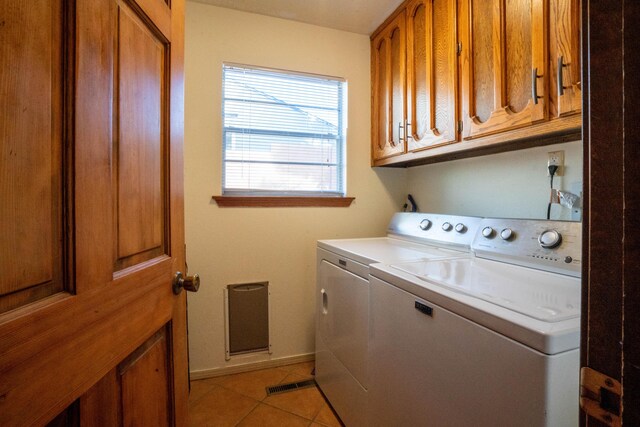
[548,150,564,176]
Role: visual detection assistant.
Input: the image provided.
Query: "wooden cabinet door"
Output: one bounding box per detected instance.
[0,0,188,425]
[372,13,407,161]
[459,0,547,139]
[549,0,581,117]
[406,0,458,152]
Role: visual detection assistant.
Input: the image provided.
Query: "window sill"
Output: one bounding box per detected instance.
[212,196,355,208]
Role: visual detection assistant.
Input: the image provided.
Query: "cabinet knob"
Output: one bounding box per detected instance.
[173,271,200,295]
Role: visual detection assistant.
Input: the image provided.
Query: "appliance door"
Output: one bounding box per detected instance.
[369,276,579,427]
[316,259,368,426]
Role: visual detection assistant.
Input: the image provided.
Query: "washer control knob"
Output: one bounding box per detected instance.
[500,228,514,241]
[442,222,453,232]
[539,229,562,248]
[482,227,495,238]
[419,219,432,230]
[454,223,466,233]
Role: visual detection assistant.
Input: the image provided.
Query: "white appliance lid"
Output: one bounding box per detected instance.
[391,257,580,322]
[370,261,581,354]
[317,237,467,266]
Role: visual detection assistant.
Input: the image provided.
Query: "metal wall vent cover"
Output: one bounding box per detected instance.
[265,379,316,396]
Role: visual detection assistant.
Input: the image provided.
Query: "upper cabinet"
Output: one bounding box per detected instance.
[406,0,458,151]
[371,0,582,167]
[459,0,546,139]
[549,0,581,117]
[372,13,406,160]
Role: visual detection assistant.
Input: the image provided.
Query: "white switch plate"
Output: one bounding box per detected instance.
[547,150,564,176]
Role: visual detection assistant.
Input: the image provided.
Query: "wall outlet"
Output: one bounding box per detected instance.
[547,150,564,176]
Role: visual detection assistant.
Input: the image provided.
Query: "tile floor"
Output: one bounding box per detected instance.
[189,361,344,427]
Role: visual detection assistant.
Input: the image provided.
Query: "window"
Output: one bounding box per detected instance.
[221,64,347,199]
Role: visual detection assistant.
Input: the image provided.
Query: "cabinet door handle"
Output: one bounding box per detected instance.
[398,121,405,143]
[557,56,567,96]
[531,67,543,104]
[406,121,413,140]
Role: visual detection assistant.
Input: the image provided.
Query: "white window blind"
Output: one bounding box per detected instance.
[222,64,346,197]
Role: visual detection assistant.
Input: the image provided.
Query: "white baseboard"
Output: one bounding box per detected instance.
[189,353,315,380]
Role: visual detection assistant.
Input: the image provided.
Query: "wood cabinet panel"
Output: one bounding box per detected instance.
[431,0,455,138]
[460,0,547,140]
[371,0,581,167]
[409,3,428,139]
[505,0,533,114]
[390,25,406,148]
[374,38,389,155]
[406,0,457,152]
[371,14,406,161]
[0,0,65,313]
[116,3,168,270]
[470,1,494,124]
[550,0,581,117]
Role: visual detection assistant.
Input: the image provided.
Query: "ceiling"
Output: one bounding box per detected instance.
[188,0,405,35]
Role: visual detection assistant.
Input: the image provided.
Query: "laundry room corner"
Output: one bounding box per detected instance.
[183,2,407,377]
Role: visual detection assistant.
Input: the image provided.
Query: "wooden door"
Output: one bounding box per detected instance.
[581,0,640,424]
[0,0,188,425]
[549,0,581,117]
[406,0,458,152]
[371,13,406,161]
[459,0,547,139]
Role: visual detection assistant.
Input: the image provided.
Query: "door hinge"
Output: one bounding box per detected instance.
[579,367,621,427]
[457,120,463,133]
[456,42,462,56]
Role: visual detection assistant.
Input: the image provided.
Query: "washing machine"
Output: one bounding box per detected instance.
[368,218,582,426]
[315,213,482,426]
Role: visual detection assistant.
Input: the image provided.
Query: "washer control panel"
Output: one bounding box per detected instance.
[472,218,582,277]
[388,213,482,250]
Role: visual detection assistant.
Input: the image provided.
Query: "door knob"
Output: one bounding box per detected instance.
[173,271,200,295]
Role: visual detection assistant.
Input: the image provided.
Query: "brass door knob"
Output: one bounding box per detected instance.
[173,271,200,295]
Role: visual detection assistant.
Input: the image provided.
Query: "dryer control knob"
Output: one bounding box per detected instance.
[500,228,514,241]
[442,222,453,232]
[455,223,466,233]
[419,219,432,230]
[482,227,495,238]
[539,229,562,248]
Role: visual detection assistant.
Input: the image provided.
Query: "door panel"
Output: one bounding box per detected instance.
[0,0,65,313]
[0,0,188,425]
[116,1,168,270]
[80,369,121,427]
[120,329,171,426]
[80,327,172,426]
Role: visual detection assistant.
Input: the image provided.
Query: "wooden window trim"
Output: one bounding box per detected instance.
[212,196,355,208]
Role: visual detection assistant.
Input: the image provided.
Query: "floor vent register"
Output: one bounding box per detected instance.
[265,379,316,396]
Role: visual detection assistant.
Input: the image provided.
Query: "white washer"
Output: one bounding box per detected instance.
[369,218,582,427]
[316,213,482,427]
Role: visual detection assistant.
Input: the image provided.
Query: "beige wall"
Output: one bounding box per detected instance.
[184,2,407,375]
[406,140,583,220]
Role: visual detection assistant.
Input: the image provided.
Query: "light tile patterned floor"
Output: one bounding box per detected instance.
[189,362,344,427]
